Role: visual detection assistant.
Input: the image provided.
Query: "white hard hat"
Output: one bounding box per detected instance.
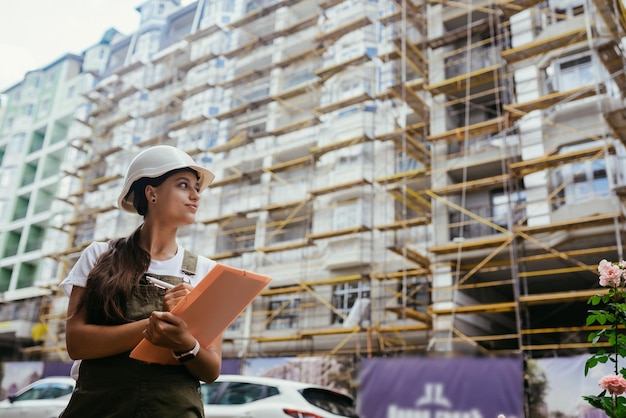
[117,145,215,213]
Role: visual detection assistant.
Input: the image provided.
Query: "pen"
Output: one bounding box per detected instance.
[146,276,175,290]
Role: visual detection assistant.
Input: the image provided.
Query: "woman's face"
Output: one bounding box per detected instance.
[147,170,201,225]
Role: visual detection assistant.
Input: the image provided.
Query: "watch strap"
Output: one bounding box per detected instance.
[172,339,200,363]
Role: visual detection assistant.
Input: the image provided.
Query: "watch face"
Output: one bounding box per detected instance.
[178,353,196,363]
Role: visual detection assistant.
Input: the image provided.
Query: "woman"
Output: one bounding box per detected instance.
[59,145,221,417]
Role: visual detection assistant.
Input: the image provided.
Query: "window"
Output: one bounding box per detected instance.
[449,189,527,240]
[266,204,309,246]
[301,388,357,416]
[552,2,585,20]
[399,276,429,313]
[8,133,26,154]
[340,79,359,94]
[333,199,361,230]
[215,216,256,253]
[242,85,269,102]
[546,53,594,93]
[338,107,359,118]
[491,189,526,228]
[568,159,608,201]
[558,55,593,90]
[366,46,378,58]
[337,78,362,101]
[38,99,50,115]
[245,1,259,14]
[267,294,300,329]
[332,281,370,325]
[552,143,610,206]
[284,71,316,90]
[227,315,241,331]
[396,153,420,173]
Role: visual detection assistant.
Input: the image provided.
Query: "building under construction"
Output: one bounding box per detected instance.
[0,0,625,364]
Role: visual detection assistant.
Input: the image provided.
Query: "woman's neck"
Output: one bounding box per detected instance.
[139,223,179,260]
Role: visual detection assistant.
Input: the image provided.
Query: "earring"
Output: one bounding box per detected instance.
[152,197,156,203]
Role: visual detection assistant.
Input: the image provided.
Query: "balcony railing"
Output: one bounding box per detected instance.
[449,204,527,240]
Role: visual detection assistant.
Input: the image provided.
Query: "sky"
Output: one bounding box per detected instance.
[0,0,192,91]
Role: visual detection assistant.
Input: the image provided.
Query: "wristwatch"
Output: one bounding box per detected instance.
[172,339,200,363]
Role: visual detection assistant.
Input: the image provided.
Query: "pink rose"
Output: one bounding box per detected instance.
[599,259,612,273]
[599,374,626,395]
[599,263,622,287]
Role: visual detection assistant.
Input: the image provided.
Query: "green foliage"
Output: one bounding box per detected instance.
[583,393,626,418]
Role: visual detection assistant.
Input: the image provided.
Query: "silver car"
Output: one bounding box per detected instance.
[202,374,359,418]
[0,376,75,418]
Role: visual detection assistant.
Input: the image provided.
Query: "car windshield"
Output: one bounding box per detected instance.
[201,382,224,404]
[12,382,74,401]
[300,388,359,417]
[202,381,280,405]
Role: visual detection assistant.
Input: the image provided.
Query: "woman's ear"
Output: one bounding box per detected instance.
[145,185,157,204]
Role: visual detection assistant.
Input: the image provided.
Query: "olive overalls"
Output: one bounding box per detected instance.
[60,250,205,418]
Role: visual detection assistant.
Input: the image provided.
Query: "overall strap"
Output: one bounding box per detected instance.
[180,249,198,276]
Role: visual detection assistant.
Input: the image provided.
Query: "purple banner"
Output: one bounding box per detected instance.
[43,361,73,378]
[357,357,523,418]
[221,358,241,374]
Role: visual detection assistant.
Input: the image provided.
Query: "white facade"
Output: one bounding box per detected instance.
[0,0,625,361]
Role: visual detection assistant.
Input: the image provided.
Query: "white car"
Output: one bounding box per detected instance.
[201,374,359,418]
[0,376,75,418]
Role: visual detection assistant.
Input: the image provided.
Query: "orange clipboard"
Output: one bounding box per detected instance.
[129,263,271,365]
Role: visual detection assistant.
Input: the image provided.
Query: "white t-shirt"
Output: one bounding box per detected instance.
[60,241,217,296]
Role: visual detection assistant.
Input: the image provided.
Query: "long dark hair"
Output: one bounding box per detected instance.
[79,168,198,324]
[81,226,149,324]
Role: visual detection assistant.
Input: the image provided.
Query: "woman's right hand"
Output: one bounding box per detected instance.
[143,310,194,351]
[162,283,193,311]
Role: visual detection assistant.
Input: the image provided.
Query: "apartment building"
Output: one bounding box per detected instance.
[0,0,624,364]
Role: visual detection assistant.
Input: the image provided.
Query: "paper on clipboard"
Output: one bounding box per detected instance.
[130,263,271,365]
